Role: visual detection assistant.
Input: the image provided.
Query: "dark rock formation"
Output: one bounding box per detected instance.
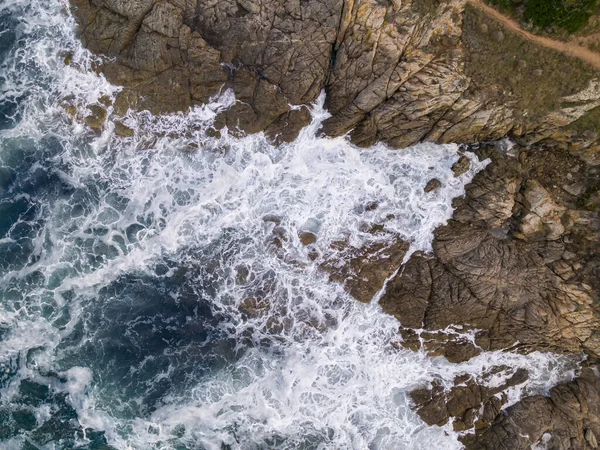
[68,0,600,150]
[411,366,529,431]
[380,145,600,360]
[462,367,600,450]
[424,178,442,193]
[322,235,409,303]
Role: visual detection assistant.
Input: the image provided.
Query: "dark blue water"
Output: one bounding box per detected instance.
[0,7,242,449]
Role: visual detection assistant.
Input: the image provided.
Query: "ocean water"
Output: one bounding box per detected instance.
[0,1,582,449]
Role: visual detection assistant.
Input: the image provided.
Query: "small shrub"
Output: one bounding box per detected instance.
[523,0,597,33]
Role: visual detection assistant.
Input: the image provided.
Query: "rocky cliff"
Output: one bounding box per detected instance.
[382,142,600,448]
[70,0,600,159]
[67,0,600,448]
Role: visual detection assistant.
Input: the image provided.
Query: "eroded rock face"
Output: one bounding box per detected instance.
[462,367,600,450]
[411,367,529,431]
[70,0,342,139]
[68,0,600,148]
[380,145,600,360]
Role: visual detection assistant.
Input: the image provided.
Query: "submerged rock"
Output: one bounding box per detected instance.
[424,178,442,193]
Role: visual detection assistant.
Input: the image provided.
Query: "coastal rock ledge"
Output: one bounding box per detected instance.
[70,0,600,158]
[67,0,600,448]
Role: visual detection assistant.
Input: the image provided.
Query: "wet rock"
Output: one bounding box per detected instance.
[114,121,134,137]
[563,182,586,196]
[398,328,482,363]
[271,226,289,248]
[463,367,600,450]
[239,297,270,318]
[424,178,442,192]
[84,104,107,132]
[411,367,529,432]
[451,155,471,177]
[322,236,409,303]
[262,214,282,225]
[364,201,379,212]
[298,231,317,246]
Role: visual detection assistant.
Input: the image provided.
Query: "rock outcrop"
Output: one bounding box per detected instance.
[378,143,600,444]
[462,367,600,450]
[322,236,409,303]
[411,366,529,431]
[69,0,600,152]
[380,144,600,360]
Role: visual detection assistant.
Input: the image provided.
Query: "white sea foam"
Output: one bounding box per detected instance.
[0,0,583,449]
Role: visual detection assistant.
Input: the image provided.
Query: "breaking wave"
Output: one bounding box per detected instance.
[0,1,581,449]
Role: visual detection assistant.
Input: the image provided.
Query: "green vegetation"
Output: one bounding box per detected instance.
[463,4,596,121]
[488,0,597,33]
[568,105,600,134]
[488,0,516,10]
[524,0,597,33]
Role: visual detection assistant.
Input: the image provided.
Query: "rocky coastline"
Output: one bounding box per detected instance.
[67,0,600,448]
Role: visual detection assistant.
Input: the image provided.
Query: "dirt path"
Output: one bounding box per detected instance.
[574,30,600,48]
[467,0,600,71]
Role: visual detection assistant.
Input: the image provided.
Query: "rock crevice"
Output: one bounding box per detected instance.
[69,0,600,155]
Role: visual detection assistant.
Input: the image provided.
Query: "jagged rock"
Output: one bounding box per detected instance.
[298,231,317,246]
[519,179,566,240]
[452,154,471,177]
[411,367,529,432]
[463,367,600,450]
[398,328,482,363]
[380,146,600,360]
[68,0,600,148]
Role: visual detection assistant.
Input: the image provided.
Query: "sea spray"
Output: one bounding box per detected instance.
[0,1,582,449]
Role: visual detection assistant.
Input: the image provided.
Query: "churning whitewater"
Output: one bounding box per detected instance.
[0,1,582,449]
